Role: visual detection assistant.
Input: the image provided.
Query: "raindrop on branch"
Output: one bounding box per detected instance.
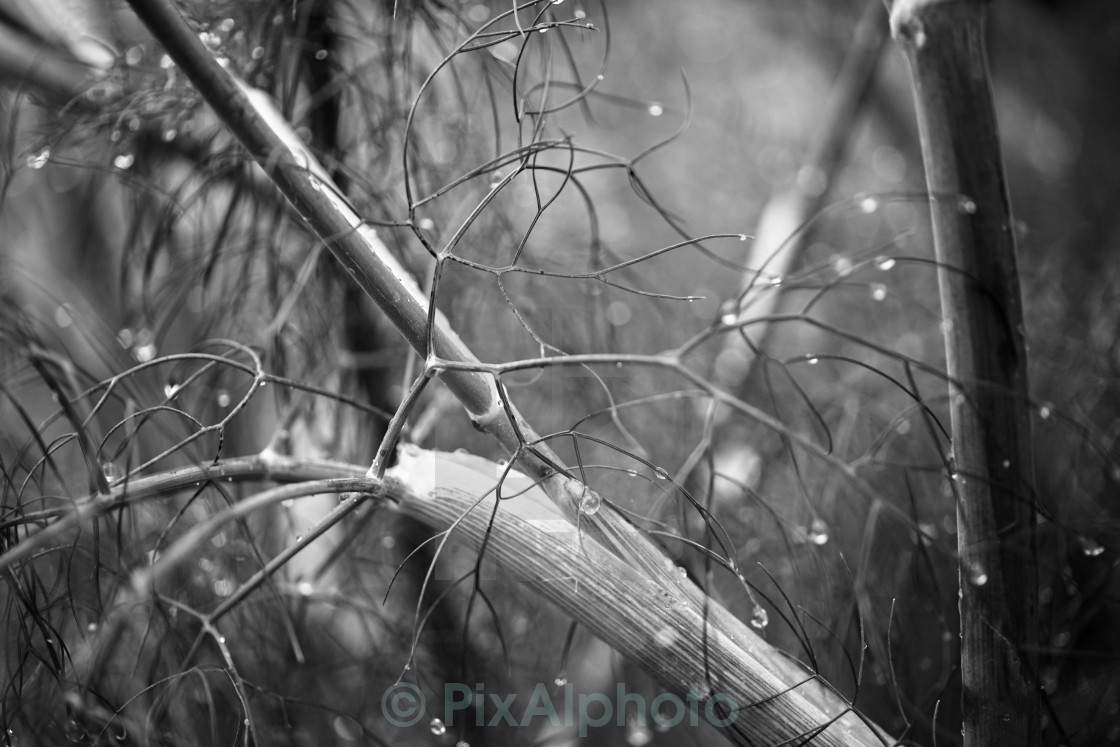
[749,605,769,630]
[808,518,829,546]
[27,148,50,170]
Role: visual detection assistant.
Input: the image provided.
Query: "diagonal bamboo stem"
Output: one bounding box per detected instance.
[891,1,1040,744]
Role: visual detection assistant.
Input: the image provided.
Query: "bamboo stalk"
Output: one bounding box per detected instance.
[890,1,1040,744]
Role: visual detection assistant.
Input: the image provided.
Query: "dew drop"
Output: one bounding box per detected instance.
[625,468,638,478]
[87,622,98,633]
[738,233,748,241]
[430,718,446,736]
[294,535,303,542]
[297,581,314,596]
[596,73,604,81]
[808,518,829,546]
[675,566,688,579]
[1001,459,1011,469]
[418,217,435,231]
[870,283,888,302]
[554,673,568,687]
[875,256,896,271]
[101,461,122,482]
[807,357,819,366]
[1079,536,1105,557]
[654,467,668,480]
[163,128,178,142]
[113,153,135,170]
[314,49,328,60]
[749,605,769,630]
[54,305,72,328]
[913,29,928,48]
[647,102,664,117]
[251,46,265,60]
[579,488,602,516]
[769,275,783,287]
[967,565,988,586]
[217,390,231,407]
[859,195,880,213]
[832,255,853,277]
[721,312,738,326]
[957,197,977,215]
[626,718,654,747]
[164,381,180,398]
[125,46,143,65]
[574,8,586,18]
[27,147,50,169]
[218,636,227,644]
[1039,404,1052,420]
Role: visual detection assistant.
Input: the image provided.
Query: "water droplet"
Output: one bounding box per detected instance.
[538,26,548,33]
[418,217,435,231]
[832,255,853,277]
[579,488,602,516]
[163,128,178,142]
[113,153,135,170]
[125,46,143,65]
[870,283,888,302]
[251,46,265,60]
[553,674,568,687]
[1079,536,1105,557]
[297,581,314,596]
[737,233,748,242]
[721,312,738,326]
[859,195,879,213]
[1039,404,1052,420]
[217,390,231,407]
[430,718,446,736]
[808,518,829,545]
[625,468,638,478]
[53,305,72,328]
[875,256,896,271]
[749,605,769,630]
[647,102,664,117]
[769,275,783,287]
[596,73,604,81]
[967,565,988,586]
[218,636,227,644]
[574,8,587,19]
[957,197,977,214]
[314,49,328,60]
[164,380,180,398]
[27,147,50,170]
[294,535,303,542]
[626,718,654,747]
[101,461,122,482]
[675,566,688,579]
[807,357,819,366]
[654,467,668,480]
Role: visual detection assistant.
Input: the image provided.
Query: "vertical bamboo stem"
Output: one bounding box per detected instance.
[891,1,1040,744]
